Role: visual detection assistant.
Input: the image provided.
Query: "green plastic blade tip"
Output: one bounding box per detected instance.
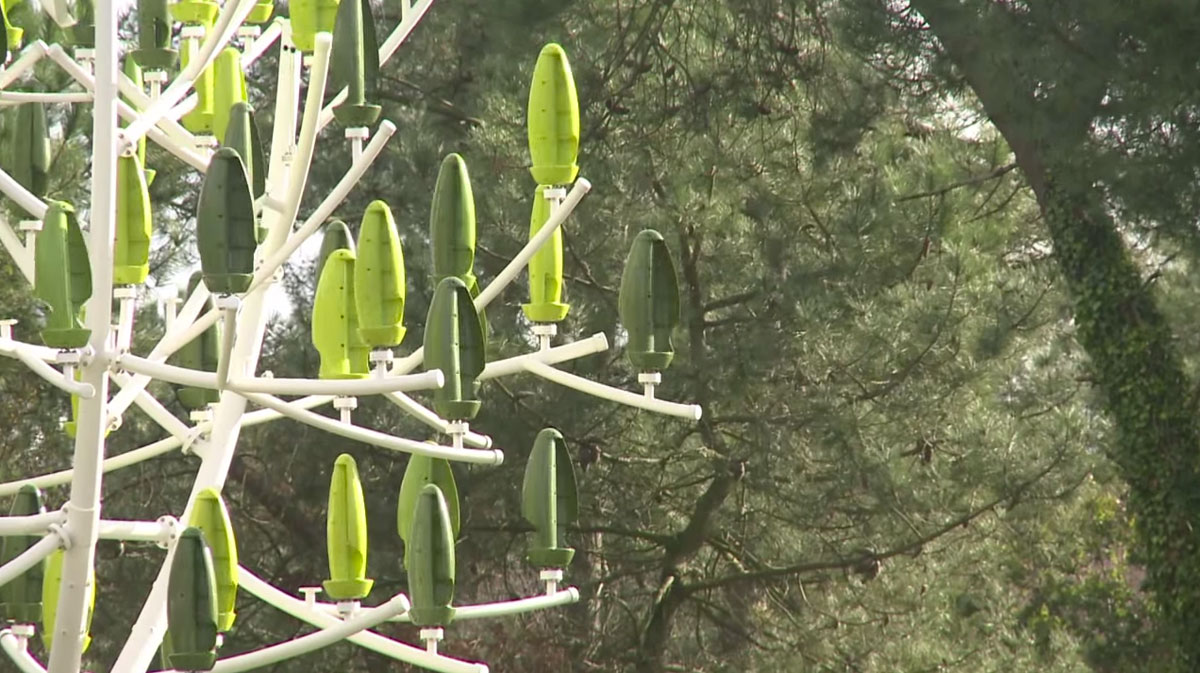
[248,0,275,24]
[527,43,580,186]
[324,453,374,600]
[618,230,681,371]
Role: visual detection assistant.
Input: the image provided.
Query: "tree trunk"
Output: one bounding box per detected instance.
[909,1,1200,667]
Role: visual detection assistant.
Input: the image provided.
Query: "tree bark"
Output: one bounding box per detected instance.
[909,1,1200,667]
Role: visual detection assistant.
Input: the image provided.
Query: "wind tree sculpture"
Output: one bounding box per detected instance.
[0,2,701,673]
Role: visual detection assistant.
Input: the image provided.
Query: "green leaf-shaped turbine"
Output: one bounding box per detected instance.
[5,102,51,198]
[133,0,177,69]
[171,272,221,409]
[197,147,257,294]
[114,153,153,285]
[406,484,456,627]
[423,277,485,421]
[618,230,681,372]
[324,453,374,600]
[212,47,248,144]
[397,454,459,568]
[0,485,46,623]
[354,200,406,348]
[41,548,95,654]
[430,153,478,296]
[522,428,579,568]
[330,0,380,126]
[35,201,92,349]
[312,248,370,379]
[522,185,569,322]
[165,527,219,671]
[527,43,580,186]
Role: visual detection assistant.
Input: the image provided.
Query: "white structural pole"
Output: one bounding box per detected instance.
[45,1,117,670]
[110,27,319,673]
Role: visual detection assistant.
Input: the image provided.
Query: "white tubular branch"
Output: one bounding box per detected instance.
[111,373,196,445]
[228,370,444,396]
[0,167,49,220]
[240,392,505,465]
[381,392,493,449]
[251,120,397,291]
[0,630,47,673]
[0,510,66,536]
[523,360,703,420]
[118,0,258,150]
[0,337,59,362]
[0,40,48,90]
[0,91,92,104]
[13,350,95,398]
[478,332,609,381]
[0,532,62,588]
[46,45,210,171]
[117,353,219,389]
[394,588,580,622]
[238,567,489,673]
[0,396,334,498]
[0,436,180,498]
[97,519,174,544]
[195,593,412,673]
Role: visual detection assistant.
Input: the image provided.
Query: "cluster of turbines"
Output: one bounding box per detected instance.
[0,2,700,672]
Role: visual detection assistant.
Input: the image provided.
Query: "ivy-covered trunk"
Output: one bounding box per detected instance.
[908,0,1200,666]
